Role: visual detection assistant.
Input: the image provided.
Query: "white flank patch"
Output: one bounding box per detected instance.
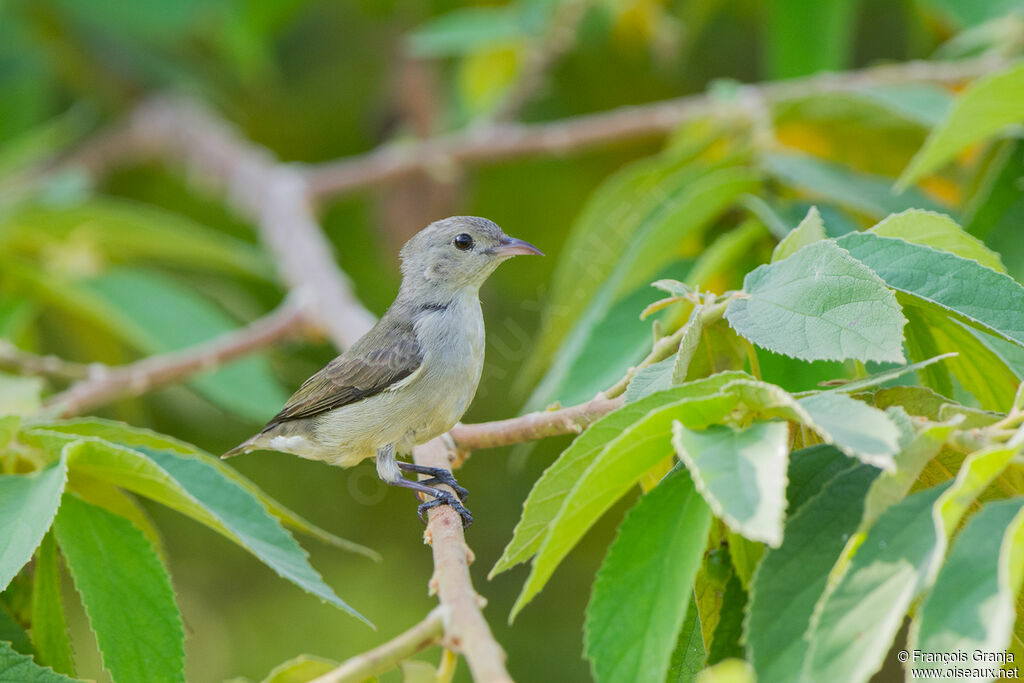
[269,435,309,452]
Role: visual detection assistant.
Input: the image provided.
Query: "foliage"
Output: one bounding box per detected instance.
[2,0,1024,681]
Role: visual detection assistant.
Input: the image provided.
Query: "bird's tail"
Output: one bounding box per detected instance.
[221,436,258,459]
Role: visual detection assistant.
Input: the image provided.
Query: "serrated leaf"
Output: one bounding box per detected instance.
[0,603,31,656]
[726,379,901,470]
[869,209,1005,272]
[909,497,1024,679]
[584,466,711,683]
[54,495,184,683]
[33,418,375,558]
[802,483,948,683]
[771,206,826,263]
[672,421,789,546]
[492,372,749,577]
[83,269,289,421]
[666,599,705,682]
[812,353,956,395]
[725,240,907,363]
[30,533,74,676]
[838,232,1024,347]
[24,432,370,624]
[510,392,739,619]
[903,303,1020,410]
[623,357,675,404]
[672,304,706,384]
[0,454,67,591]
[746,465,878,682]
[900,62,1024,187]
[764,153,946,219]
[0,641,77,682]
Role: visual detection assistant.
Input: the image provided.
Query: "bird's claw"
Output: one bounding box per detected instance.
[420,473,469,502]
[417,489,473,528]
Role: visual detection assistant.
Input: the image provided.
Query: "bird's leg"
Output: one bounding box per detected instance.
[397,461,469,501]
[376,444,472,527]
[390,477,473,528]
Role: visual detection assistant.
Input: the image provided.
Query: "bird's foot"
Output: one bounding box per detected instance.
[398,462,469,501]
[416,488,473,528]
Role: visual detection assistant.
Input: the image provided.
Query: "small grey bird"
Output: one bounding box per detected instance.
[224,216,542,526]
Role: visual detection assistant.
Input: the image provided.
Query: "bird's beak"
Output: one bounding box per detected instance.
[491,236,544,257]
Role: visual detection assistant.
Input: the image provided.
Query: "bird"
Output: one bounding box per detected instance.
[223,216,542,527]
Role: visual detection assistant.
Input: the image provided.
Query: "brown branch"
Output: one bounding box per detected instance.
[45,297,309,418]
[306,55,1009,199]
[0,341,94,381]
[449,396,622,455]
[309,608,445,683]
[65,97,377,350]
[414,438,515,683]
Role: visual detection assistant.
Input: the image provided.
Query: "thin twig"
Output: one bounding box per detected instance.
[305,55,1009,199]
[309,608,445,683]
[0,341,94,381]
[45,297,309,417]
[414,438,515,683]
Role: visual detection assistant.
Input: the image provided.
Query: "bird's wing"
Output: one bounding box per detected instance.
[265,318,423,426]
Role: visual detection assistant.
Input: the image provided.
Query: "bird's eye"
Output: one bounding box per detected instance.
[453,233,474,251]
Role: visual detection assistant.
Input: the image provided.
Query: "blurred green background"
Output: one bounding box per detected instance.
[1,0,1022,680]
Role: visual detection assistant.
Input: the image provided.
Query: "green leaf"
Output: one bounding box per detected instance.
[33,418,376,558]
[771,206,826,263]
[5,199,272,280]
[850,84,952,128]
[0,415,20,449]
[83,269,289,421]
[910,497,1024,675]
[765,0,858,77]
[492,372,748,577]
[510,392,739,619]
[525,159,757,407]
[407,7,527,57]
[0,373,43,417]
[726,530,764,591]
[0,455,67,591]
[763,153,946,219]
[0,603,31,656]
[672,421,789,546]
[746,465,878,682]
[30,533,73,676]
[25,432,370,624]
[811,353,956,395]
[724,240,907,363]
[802,483,948,683]
[868,209,1005,272]
[584,466,711,683]
[903,303,1020,411]
[260,654,338,683]
[666,600,705,682]
[672,304,707,384]
[695,659,755,683]
[900,62,1024,187]
[707,572,746,666]
[54,495,184,683]
[0,641,77,682]
[726,379,901,470]
[784,445,857,515]
[624,357,675,404]
[838,232,1024,347]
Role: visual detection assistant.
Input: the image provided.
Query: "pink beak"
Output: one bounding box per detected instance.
[491,236,544,257]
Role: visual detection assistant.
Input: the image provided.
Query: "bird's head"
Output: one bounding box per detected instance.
[399,216,543,295]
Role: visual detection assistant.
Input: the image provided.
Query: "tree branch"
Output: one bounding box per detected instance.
[0,341,94,381]
[309,608,445,683]
[414,438,515,683]
[306,55,1008,199]
[44,297,309,418]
